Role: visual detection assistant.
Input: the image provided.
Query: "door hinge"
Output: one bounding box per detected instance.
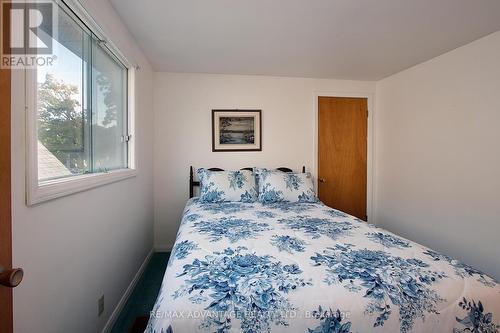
[121,135,132,143]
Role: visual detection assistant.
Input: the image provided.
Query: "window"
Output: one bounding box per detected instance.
[27,0,136,204]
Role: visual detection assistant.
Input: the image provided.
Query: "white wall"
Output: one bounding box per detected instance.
[153,73,375,249]
[11,0,154,332]
[375,31,500,280]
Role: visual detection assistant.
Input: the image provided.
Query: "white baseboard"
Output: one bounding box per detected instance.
[101,249,154,333]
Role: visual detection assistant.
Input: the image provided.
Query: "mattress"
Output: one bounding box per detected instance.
[146,198,500,333]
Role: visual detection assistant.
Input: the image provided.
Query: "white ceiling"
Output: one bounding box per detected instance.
[109,0,500,80]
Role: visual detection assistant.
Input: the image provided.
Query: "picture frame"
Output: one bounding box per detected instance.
[212,109,262,152]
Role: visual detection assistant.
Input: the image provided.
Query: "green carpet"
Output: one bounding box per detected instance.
[110,252,170,333]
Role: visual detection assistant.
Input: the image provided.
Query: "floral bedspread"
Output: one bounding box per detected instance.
[146,199,500,333]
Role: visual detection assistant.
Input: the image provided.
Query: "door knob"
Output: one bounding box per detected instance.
[319,178,326,183]
[0,265,23,288]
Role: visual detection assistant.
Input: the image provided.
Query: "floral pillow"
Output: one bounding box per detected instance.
[255,168,317,203]
[198,169,257,203]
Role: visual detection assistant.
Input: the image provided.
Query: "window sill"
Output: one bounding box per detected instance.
[27,168,137,206]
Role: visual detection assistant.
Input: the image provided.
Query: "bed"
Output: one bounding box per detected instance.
[146,167,500,333]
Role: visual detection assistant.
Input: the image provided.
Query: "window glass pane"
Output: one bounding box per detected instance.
[37,5,91,181]
[91,41,127,172]
[36,2,129,183]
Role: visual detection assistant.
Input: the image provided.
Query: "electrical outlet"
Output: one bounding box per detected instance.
[98,295,104,316]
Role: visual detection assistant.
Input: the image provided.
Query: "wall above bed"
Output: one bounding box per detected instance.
[153,73,375,249]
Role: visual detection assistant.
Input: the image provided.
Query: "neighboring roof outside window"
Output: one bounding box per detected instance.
[37,141,71,181]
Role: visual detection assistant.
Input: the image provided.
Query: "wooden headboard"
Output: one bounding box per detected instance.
[189,166,306,198]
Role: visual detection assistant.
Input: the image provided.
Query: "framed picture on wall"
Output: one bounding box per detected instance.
[212,110,262,152]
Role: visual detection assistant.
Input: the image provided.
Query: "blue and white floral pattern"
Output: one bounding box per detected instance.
[284,173,302,190]
[423,249,497,287]
[254,210,277,219]
[173,247,311,332]
[198,201,253,214]
[366,232,411,249]
[454,298,499,333]
[146,198,500,333]
[198,169,257,203]
[270,235,306,253]
[240,190,255,203]
[184,213,201,223]
[308,306,352,333]
[228,171,247,190]
[255,168,317,203]
[199,181,225,203]
[278,216,358,240]
[259,183,284,203]
[265,201,318,213]
[311,244,446,332]
[324,209,349,218]
[193,216,270,243]
[169,240,199,267]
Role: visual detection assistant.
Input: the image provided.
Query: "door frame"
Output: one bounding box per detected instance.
[1,0,13,329]
[313,92,374,222]
[0,43,13,333]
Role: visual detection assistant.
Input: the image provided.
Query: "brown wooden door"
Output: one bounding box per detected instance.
[318,96,367,220]
[1,6,13,331]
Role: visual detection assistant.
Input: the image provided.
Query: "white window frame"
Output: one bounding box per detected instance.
[26,0,137,205]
